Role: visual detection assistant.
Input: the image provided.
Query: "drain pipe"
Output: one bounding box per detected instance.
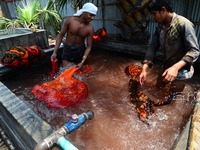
[35,110,94,150]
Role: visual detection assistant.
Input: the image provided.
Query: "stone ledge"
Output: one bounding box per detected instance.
[92,40,164,60]
[187,90,200,150]
[0,82,54,149]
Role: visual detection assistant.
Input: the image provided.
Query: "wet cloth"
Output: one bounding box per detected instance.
[176,65,194,80]
[31,66,88,109]
[73,3,98,16]
[125,64,193,125]
[62,43,86,65]
[125,64,155,125]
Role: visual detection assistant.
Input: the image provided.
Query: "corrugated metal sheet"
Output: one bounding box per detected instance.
[147,0,200,45]
[4,0,200,45]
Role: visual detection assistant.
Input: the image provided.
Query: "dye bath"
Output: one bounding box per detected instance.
[2,49,200,150]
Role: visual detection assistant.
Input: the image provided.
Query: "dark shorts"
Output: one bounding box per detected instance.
[62,43,86,64]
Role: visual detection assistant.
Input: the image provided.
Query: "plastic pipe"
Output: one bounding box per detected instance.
[58,137,78,150]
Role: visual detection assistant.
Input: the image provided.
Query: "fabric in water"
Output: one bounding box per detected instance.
[31,66,88,109]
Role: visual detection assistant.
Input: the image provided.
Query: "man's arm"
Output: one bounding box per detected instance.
[181,21,199,66]
[162,60,187,82]
[163,20,199,82]
[77,26,94,68]
[51,18,70,61]
[139,26,160,85]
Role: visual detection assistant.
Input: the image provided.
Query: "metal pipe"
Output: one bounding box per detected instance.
[35,110,94,150]
[35,126,69,150]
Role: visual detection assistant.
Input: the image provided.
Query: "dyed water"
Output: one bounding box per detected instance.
[3,49,200,150]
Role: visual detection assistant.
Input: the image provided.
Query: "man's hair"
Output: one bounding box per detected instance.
[147,0,173,13]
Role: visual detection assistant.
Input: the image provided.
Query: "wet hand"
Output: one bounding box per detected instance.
[139,71,147,86]
[162,67,178,82]
[77,62,83,69]
[51,53,58,62]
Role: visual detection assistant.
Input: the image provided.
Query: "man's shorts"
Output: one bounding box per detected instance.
[62,43,86,65]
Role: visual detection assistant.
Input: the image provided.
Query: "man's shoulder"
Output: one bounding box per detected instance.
[174,13,193,26]
[83,22,94,30]
[66,16,74,21]
[87,23,94,32]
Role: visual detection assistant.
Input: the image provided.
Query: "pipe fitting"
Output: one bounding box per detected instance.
[35,110,94,150]
[35,126,68,150]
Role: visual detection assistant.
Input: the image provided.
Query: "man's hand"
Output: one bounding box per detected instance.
[139,70,147,86]
[51,53,58,62]
[162,60,187,82]
[162,66,178,82]
[139,64,148,86]
[77,62,84,69]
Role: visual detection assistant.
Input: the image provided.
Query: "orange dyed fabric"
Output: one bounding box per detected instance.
[126,64,175,125]
[31,66,88,109]
[125,64,154,125]
[125,64,142,80]
[93,27,107,42]
[1,45,45,69]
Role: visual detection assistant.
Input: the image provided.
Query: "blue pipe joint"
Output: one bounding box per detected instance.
[58,137,78,150]
[64,114,86,134]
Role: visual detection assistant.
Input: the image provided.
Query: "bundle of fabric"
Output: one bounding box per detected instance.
[1,45,45,69]
[125,64,155,125]
[31,66,88,109]
[125,64,178,125]
[93,27,107,42]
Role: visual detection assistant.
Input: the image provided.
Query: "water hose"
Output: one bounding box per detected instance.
[57,137,78,150]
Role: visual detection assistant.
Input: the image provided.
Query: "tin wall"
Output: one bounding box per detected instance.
[147,0,200,45]
[3,0,200,45]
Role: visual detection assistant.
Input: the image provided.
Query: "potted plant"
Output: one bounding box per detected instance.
[16,0,62,32]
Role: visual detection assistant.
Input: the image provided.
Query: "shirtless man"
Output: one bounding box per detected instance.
[51,3,98,70]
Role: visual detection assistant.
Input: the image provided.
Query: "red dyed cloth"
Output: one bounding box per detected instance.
[31,66,88,109]
[75,62,91,74]
[49,59,58,77]
[49,59,91,77]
